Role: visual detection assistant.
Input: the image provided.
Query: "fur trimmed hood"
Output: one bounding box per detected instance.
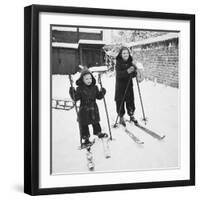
[76,69,96,86]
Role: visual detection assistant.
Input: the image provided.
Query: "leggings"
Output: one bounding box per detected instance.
[80,123,102,139]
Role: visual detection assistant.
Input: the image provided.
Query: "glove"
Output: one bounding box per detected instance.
[101,87,106,95]
[127,66,135,74]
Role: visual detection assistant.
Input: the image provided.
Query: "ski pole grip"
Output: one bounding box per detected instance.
[98,74,103,87]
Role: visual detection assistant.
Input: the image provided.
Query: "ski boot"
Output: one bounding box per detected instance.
[81,137,93,149]
[119,116,126,127]
[97,132,108,139]
[130,115,138,124]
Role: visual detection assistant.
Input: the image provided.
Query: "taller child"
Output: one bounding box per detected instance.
[115,46,138,126]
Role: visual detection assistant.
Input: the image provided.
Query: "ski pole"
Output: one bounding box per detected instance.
[135,76,147,125]
[113,76,132,128]
[68,74,82,146]
[98,74,113,140]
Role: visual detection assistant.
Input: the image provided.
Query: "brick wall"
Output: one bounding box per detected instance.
[131,38,179,88]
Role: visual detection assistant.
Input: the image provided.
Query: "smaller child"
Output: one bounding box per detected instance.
[69,69,107,147]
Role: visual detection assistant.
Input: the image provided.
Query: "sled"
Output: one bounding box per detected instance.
[52,99,75,111]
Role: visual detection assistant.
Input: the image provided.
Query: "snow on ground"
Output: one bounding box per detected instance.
[52,73,179,174]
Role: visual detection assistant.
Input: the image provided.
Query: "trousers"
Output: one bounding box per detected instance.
[80,123,102,139]
[116,99,135,117]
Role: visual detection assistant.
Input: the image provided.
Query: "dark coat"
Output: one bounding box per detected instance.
[69,70,106,125]
[115,58,137,101]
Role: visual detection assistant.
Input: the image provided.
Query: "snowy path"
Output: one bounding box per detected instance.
[52,74,179,174]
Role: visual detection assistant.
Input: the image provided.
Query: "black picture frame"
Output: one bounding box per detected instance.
[24,4,195,196]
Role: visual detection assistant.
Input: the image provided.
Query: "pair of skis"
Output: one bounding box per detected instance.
[80,136,111,171]
[86,146,95,171]
[133,122,166,140]
[115,120,165,145]
[114,122,144,144]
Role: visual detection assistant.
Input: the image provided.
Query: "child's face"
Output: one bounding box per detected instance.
[83,74,92,86]
[121,49,129,61]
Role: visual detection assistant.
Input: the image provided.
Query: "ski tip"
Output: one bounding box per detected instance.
[105,155,111,159]
[88,165,95,171]
[159,135,166,140]
[138,141,144,144]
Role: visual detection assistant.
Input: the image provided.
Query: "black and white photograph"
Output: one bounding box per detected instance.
[51,26,179,174]
[24,5,195,195]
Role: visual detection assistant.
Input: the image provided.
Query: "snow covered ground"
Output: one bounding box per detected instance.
[51,73,179,174]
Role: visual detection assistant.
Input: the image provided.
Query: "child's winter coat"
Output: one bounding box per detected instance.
[115,55,137,101]
[69,69,106,125]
